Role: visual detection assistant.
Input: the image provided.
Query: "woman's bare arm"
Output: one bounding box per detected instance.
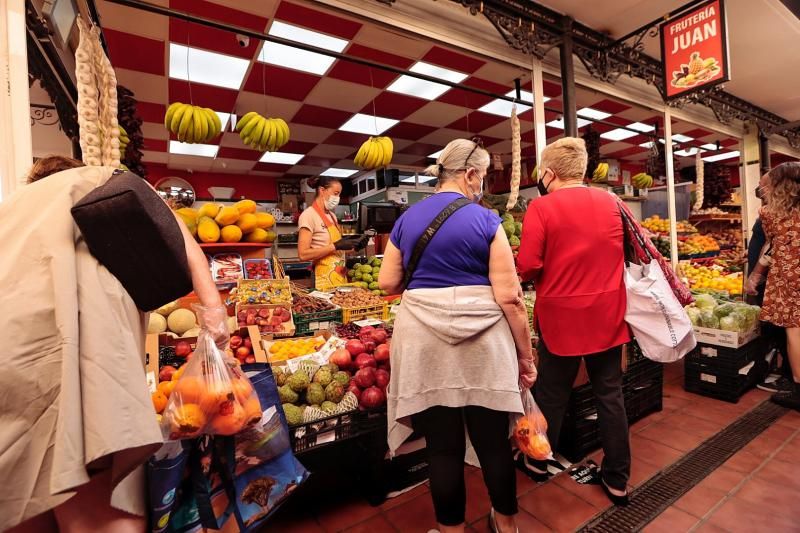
[297,228,336,262]
[378,241,404,295]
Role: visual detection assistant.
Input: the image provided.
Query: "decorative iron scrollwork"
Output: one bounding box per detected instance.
[30,104,61,128]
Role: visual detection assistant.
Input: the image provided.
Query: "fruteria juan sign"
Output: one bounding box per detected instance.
[660,0,730,99]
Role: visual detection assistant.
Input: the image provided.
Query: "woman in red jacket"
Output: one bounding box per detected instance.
[518,137,631,506]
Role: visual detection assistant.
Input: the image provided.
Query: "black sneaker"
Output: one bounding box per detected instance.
[758,376,795,393]
[771,383,800,411]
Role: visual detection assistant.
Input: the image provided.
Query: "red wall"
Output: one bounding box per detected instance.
[146,164,279,201]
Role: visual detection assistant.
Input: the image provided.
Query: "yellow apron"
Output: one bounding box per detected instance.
[313,203,348,290]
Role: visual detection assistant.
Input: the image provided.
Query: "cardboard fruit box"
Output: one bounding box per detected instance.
[261,330,341,369]
[692,326,760,349]
[236,303,296,338]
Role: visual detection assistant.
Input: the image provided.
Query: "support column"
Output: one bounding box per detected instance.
[663,108,679,270]
[741,125,761,244]
[0,0,33,199]
[531,57,547,167]
[758,132,770,175]
[559,16,577,137]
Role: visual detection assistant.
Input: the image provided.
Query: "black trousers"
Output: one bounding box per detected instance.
[412,406,517,526]
[533,340,631,491]
[762,322,790,378]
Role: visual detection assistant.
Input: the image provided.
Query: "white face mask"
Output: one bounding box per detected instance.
[325,194,340,211]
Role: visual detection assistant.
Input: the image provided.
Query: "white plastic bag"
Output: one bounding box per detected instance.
[624,259,696,363]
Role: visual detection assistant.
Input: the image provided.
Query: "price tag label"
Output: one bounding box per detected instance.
[353,318,384,328]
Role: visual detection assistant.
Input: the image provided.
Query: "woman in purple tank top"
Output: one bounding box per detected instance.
[379,139,536,533]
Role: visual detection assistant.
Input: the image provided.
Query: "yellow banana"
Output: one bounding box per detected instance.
[205,108,222,136]
[203,111,217,142]
[236,111,260,132]
[378,136,393,166]
[250,118,266,150]
[354,141,367,168]
[367,138,382,169]
[178,105,194,142]
[165,102,183,129]
[275,118,289,148]
[195,110,208,144]
[240,113,261,141]
[270,119,282,149]
[170,103,189,134]
[259,119,273,151]
[360,139,373,168]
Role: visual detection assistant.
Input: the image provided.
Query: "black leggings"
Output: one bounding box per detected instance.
[412,406,517,526]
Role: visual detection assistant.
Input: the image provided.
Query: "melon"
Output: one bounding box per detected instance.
[167,308,197,336]
[155,300,179,316]
[182,327,201,338]
[148,313,167,334]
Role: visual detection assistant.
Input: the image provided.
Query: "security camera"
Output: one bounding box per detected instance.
[236,34,250,48]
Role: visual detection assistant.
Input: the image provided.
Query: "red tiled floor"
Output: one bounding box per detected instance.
[468,509,550,533]
[263,514,325,533]
[378,482,429,512]
[315,497,382,532]
[343,514,397,533]
[518,482,599,532]
[673,482,727,519]
[660,394,696,412]
[629,458,662,487]
[759,421,798,443]
[702,466,748,493]
[693,522,731,533]
[637,421,707,452]
[775,409,800,428]
[723,449,766,473]
[629,434,687,469]
[383,493,438,532]
[514,467,540,498]
[642,506,699,532]
[753,458,800,492]
[705,493,799,531]
[773,434,800,463]
[732,476,800,520]
[739,433,787,458]
[552,472,612,511]
[464,470,492,524]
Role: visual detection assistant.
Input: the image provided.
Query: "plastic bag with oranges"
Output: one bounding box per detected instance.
[513,390,553,461]
[161,307,263,440]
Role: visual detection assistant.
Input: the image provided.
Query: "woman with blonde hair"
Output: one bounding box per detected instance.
[379,138,536,533]
[759,162,800,409]
[518,137,632,506]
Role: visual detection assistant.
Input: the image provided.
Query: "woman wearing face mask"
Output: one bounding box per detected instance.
[517,137,631,506]
[298,176,366,290]
[379,138,536,533]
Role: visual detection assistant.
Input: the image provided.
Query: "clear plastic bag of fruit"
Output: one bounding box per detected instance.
[161,305,262,440]
[512,390,553,461]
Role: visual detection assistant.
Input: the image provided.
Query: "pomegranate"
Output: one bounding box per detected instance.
[229,335,243,349]
[375,368,390,390]
[347,380,362,400]
[358,326,375,340]
[371,329,388,345]
[362,340,376,354]
[374,344,390,363]
[329,348,352,369]
[345,339,366,357]
[175,341,192,358]
[159,365,177,382]
[354,367,376,388]
[354,353,377,369]
[360,386,386,409]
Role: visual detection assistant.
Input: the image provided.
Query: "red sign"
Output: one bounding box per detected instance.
[660,0,730,99]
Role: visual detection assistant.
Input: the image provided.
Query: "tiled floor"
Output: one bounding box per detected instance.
[265,363,800,532]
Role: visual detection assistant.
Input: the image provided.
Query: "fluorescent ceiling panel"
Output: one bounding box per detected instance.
[268,21,348,52]
[577,107,611,120]
[639,141,656,149]
[169,43,250,90]
[428,149,443,159]
[600,128,638,141]
[259,151,304,164]
[216,112,233,132]
[703,150,740,163]
[386,61,468,100]
[701,143,719,150]
[418,175,438,183]
[627,122,655,133]
[675,148,703,157]
[259,41,336,76]
[339,113,398,135]
[400,175,417,183]
[320,168,358,178]
[478,90,541,117]
[546,117,591,129]
[169,140,219,158]
[672,134,694,143]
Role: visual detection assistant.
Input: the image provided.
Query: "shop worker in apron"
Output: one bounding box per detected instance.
[298,176,367,290]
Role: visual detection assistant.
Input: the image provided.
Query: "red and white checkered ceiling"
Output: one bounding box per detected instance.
[96,0,741,180]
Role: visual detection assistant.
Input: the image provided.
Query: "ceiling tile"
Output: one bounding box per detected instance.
[422,45,484,74]
[95,2,168,40]
[141,122,169,141]
[305,78,380,112]
[217,146,261,160]
[169,79,239,109]
[143,139,168,152]
[299,155,337,167]
[141,150,169,164]
[169,19,262,60]
[274,1,362,39]
[471,62,531,87]
[242,64,320,101]
[361,92,428,120]
[253,162,293,172]
[384,121,437,141]
[136,101,167,124]
[446,111,507,132]
[589,98,632,114]
[405,101,472,127]
[392,153,429,165]
[605,146,648,159]
[418,127,467,146]
[211,159,257,172]
[105,29,165,76]
[543,80,563,97]
[324,130,370,147]
[683,128,715,138]
[173,0,269,30]
[326,59,400,89]
[116,69,169,105]
[285,124,335,143]
[234,92,302,120]
[287,165,329,175]
[288,104,351,129]
[307,144,354,158]
[351,26,429,60]
[401,142,442,157]
[220,132,245,147]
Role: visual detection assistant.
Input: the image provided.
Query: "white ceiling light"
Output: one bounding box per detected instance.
[627,122,656,133]
[169,43,250,90]
[546,117,591,129]
[320,168,358,178]
[216,112,233,132]
[701,143,719,151]
[169,140,219,158]
[259,42,337,76]
[386,61,468,100]
[639,141,656,149]
[675,148,704,157]
[418,175,438,183]
[672,134,694,143]
[400,175,417,184]
[340,113,398,135]
[600,128,638,141]
[478,90,542,117]
[259,151,304,165]
[577,107,611,120]
[702,150,740,163]
[428,149,443,159]
[269,21,348,52]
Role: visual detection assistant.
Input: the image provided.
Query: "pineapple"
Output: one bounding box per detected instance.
[688,52,704,75]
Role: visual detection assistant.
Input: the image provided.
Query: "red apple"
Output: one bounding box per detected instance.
[354,353,377,370]
[359,326,375,341]
[175,341,191,358]
[229,335,243,349]
[159,365,177,381]
[330,348,352,369]
[236,346,251,359]
[374,343,390,363]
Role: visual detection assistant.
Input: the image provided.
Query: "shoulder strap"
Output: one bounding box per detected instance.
[402,197,472,290]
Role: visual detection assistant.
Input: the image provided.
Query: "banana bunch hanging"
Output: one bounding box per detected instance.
[591,162,610,183]
[235,112,290,152]
[165,103,222,144]
[118,125,130,155]
[632,172,654,189]
[354,136,393,170]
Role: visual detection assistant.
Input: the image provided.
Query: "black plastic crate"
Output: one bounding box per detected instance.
[558,415,601,463]
[684,357,769,403]
[293,308,343,335]
[290,407,387,454]
[627,340,647,366]
[686,336,769,373]
[625,359,663,390]
[626,376,664,422]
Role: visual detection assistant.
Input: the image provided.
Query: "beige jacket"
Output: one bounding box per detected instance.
[0,166,163,529]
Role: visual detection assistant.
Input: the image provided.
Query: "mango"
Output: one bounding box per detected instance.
[255,212,275,229]
[244,228,268,243]
[236,213,258,234]
[234,199,257,215]
[198,216,220,243]
[215,206,239,226]
[198,203,222,219]
[175,210,197,236]
[221,225,243,243]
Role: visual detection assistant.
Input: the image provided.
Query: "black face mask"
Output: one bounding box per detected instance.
[537,175,552,196]
[755,186,764,200]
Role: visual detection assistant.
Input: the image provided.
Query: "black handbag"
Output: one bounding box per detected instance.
[71,170,193,311]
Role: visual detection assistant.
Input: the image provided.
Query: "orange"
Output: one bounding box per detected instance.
[231,378,254,403]
[174,376,206,404]
[242,396,263,426]
[528,434,552,460]
[171,365,186,382]
[151,391,168,414]
[208,402,246,435]
[157,381,175,398]
[169,403,207,437]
